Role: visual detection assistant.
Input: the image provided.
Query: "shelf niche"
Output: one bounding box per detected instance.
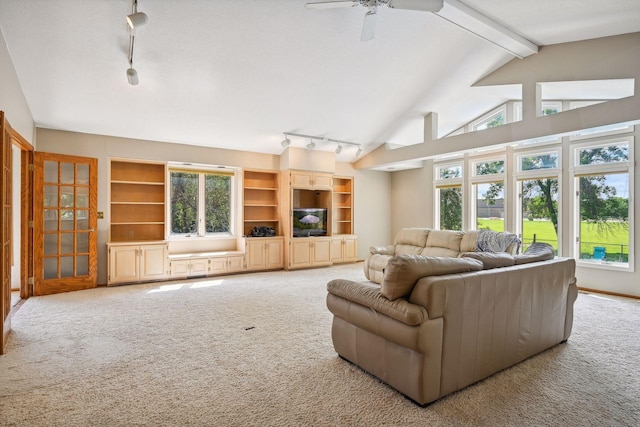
[242,170,281,237]
[109,160,166,242]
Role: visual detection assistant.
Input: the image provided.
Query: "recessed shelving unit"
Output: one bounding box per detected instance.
[109,160,166,242]
[332,176,353,235]
[243,169,280,237]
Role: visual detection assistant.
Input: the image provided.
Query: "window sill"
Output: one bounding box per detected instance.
[576,259,633,273]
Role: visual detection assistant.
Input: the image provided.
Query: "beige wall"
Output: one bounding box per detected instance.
[36,129,391,284]
[0,29,34,143]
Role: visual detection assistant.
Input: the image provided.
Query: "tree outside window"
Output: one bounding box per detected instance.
[170,170,232,236]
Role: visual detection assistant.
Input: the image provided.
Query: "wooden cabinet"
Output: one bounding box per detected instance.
[169,257,209,278]
[332,176,354,235]
[169,253,245,278]
[290,171,333,190]
[109,160,165,242]
[243,169,280,237]
[331,235,358,263]
[245,237,284,271]
[108,242,168,285]
[210,255,245,275]
[289,237,332,269]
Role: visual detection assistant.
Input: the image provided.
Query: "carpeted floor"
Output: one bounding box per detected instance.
[1,263,639,426]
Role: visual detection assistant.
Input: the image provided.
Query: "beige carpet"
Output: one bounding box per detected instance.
[1,263,639,427]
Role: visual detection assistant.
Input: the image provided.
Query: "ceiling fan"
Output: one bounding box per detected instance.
[305,0,444,41]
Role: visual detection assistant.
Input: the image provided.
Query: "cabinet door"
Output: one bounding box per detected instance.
[170,259,190,278]
[312,239,332,266]
[330,237,344,263]
[246,239,267,271]
[290,239,312,268]
[109,246,139,284]
[209,258,227,275]
[290,172,313,189]
[343,236,358,262]
[227,256,245,273]
[312,174,333,190]
[190,258,210,275]
[139,244,168,281]
[265,239,284,269]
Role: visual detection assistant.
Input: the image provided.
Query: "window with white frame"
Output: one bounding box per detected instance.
[169,165,236,238]
[515,149,561,253]
[434,163,463,231]
[569,101,635,140]
[471,157,505,232]
[470,106,507,132]
[572,138,633,268]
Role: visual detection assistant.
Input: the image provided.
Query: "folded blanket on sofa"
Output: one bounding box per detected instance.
[476,230,521,253]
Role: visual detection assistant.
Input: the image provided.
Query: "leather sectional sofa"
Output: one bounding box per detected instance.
[327,229,578,406]
[364,228,521,284]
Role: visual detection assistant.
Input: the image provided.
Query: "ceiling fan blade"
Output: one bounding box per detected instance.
[361,10,377,41]
[305,1,358,9]
[387,0,444,12]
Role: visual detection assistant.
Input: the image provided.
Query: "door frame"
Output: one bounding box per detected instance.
[0,112,33,355]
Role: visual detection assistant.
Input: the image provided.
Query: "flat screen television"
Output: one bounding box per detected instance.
[292,208,328,237]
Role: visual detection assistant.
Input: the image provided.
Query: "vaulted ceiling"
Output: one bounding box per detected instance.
[1,0,639,164]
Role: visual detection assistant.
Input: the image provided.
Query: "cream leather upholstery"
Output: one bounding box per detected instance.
[327,255,577,406]
[364,228,520,283]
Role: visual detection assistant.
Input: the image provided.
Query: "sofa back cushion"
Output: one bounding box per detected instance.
[394,228,430,255]
[421,229,464,258]
[381,254,483,300]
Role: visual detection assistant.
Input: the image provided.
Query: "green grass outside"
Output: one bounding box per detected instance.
[477,218,629,261]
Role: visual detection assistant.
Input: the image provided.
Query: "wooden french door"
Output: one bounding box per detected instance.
[0,112,11,353]
[33,152,97,295]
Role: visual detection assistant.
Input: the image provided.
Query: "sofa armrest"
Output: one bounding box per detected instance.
[327,279,427,326]
[369,245,395,255]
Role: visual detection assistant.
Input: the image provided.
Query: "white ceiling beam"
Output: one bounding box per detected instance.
[435,0,539,59]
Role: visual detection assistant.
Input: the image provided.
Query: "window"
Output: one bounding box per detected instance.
[572,139,633,268]
[473,182,505,231]
[169,167,235,238]
[434,162,463,230]
[515,149,562,253]
[471,157,505,232]
[470,106,506,132]
[437,186,462,231]
[569,101,635,139]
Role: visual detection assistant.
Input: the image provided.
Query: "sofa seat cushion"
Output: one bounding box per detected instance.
[381,255,483,300]
[460,252,516,269]
[327,279,427,326]
[514,242,555,264]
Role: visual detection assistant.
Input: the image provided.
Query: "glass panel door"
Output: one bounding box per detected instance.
[34,153,97,295]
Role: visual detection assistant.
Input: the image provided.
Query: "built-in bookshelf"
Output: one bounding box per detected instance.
[243,170,280,237]
[332,176,353,235]
[109,160,165,242]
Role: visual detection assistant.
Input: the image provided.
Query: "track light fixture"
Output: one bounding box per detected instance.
[125,0,148,85]
[282,132,362,156]
[126,67,139,85]
[127,12,148,30]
